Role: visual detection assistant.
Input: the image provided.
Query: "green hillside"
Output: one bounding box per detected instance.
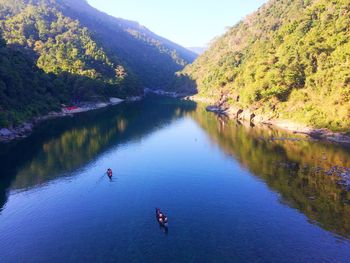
[0,33,61,127]
[174,0,350,131]
[53,0,197,88]
[0,0,196,126]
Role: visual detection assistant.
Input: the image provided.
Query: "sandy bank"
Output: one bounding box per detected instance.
[0,96,142,142]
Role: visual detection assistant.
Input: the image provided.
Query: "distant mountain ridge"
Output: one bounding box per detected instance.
[173,0,350,131]
[58,0,197,87]
[187,47,206,55]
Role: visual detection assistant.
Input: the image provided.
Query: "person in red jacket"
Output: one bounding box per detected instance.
[107,168,113,178]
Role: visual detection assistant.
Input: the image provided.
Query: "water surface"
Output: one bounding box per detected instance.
[1,98,350,262]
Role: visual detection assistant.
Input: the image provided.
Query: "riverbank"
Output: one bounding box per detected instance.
[144,88,193,98]
[192,98,350,145]
[0,96,142,142]
[200,102,350,191]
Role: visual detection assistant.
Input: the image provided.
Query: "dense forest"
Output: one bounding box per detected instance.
[173,0,350,131]
[0,32,61,127]
[0,0,196,127]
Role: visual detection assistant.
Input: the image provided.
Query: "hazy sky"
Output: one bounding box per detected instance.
[87,0,267,47]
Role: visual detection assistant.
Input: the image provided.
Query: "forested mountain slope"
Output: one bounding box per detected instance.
[174,0,350,131]
[54,0,197,87]
[0,33,62,127]
[0,0,196,126]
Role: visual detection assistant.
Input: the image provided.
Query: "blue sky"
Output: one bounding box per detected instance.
[87,0,267,47]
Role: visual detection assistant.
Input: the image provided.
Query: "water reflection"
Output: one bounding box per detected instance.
[1,98,350,241]
[189,105,350,238]
[0,98,197,211]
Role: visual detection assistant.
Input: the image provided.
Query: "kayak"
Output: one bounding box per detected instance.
[155,208,168,227]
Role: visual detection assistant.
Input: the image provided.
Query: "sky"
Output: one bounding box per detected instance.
[87,0,267,48]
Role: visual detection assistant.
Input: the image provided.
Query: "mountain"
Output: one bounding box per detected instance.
[0,0,196,127]
[0,32,63,127]
[187,47,206,55]
[173,0,350,132]
[55,0,197,88]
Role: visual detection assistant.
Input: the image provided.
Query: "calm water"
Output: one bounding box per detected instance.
[1,97,350,262]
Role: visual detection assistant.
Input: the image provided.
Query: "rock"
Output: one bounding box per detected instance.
[144,88,178,97]
[250,113,256,122]
[95,103,108,108]
[127,96,143,102]
[109,97,124,104]
[206,106,226,114]
[23,123,33,131]
[236,109,243,118]
[17,128,25,135]
[0,128,12,137]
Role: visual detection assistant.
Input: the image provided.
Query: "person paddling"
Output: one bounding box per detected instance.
[156,208,168,227]
[107,168,113,178]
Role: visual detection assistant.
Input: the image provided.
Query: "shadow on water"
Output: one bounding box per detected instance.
[0,97,197,211]
[2,98,350,240]
[189,105,350,238]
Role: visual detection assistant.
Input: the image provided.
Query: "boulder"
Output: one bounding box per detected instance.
[0,128,12,137]
[109,97,124,104]
[95,102,108,108]
[23,123,33,131]
[236,109,243,119]
[206,106,225,114]
[250,113,256,122]
[127,96,142,102]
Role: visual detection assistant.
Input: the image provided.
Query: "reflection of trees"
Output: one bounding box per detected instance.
[2,100,350,237]
[189,105,350,238]
[0,98,196,210]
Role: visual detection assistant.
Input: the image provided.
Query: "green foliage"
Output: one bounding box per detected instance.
[175,0,350,131]
[57,0,196,88]
[0,2,140,93]
[0,0,196,127]
[0,40,62,126]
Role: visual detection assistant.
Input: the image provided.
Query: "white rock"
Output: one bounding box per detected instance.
[95,103,108,108]
[109,97,124,104]
[0,128,12,136]
[23,123,33,131]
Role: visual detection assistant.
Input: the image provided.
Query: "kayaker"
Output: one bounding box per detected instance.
[163,214,168,224]
[107,168,113,177]
[156,208,168,226]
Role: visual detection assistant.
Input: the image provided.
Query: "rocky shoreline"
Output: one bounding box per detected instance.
[0,96,142,143]
[202,102,350,190]
[204,104,350,145]
[275,161,350,192]
[144,88,193,98]
[142,92,350,145]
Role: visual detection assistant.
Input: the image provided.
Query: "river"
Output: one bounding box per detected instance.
[1,97,350,262]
